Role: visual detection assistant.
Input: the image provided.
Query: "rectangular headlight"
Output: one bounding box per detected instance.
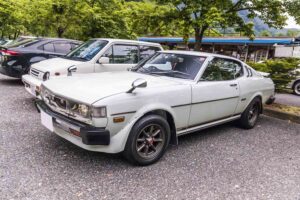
[91,106,106,118]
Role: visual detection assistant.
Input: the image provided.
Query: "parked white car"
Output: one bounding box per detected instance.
[22,38,162,97]
[287,67,300,96]
[36,51,275,165]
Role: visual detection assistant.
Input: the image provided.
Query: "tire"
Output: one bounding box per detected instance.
[238,97,261,129]
[293,81,300,96]
[123,114,171,166]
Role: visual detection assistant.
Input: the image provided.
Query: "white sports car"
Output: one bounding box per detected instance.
[36,51,275,165]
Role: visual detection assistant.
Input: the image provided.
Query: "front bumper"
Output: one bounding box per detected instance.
[0,63,26,78]
[36,100,110,146]
[22,74,43,98]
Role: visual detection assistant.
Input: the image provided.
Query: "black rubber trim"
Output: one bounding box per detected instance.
[111,111,136,116]
[35,100,110,145]
[81,127,110,145]
[265,96,275,105]
[172,96,239,108]
[177,113,242,131]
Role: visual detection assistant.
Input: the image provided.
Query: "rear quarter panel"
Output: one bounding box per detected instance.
[235,75,275,114]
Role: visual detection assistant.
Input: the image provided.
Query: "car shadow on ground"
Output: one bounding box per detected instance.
[0,77,23,86]
[38,121,237,169]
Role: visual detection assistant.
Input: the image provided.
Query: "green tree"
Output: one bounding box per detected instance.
[285,0,300,25]
[260,30,272,37]
[0,0,27,39]
[287,29,300,37]
[156,0,287,51]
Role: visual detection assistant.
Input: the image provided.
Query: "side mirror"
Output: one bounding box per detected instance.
[67,65,77,76]
[98,57,110,64]
[127,78,147,93]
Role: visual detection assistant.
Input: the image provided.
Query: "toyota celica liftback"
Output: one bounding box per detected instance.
[36,51,275,166]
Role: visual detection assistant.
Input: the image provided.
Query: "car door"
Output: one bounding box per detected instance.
[94,44,139,72]
[188,57,243,127]
[40,42,62,58]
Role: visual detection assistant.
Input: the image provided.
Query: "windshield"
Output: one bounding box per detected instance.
[66,39,108,61]
[136,53,206,80]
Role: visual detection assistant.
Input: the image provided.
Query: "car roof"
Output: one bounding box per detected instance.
[159,50,243,62]
[93,38,162,47]
[37,37,81,43]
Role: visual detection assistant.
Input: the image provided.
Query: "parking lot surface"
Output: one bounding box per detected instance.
[275,93,300,107]
[0,74,300,200]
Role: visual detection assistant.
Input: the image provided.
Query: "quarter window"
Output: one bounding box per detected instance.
[43,43,55,52]
[201,58,243,81]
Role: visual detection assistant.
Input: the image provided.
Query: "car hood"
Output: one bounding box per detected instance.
[31,57,83,74]
[42,71,185,105]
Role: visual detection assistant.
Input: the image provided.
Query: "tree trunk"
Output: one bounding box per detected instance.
[57,27,64,38]
[194,26,207,51]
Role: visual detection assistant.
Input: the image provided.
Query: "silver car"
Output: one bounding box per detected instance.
[288,67,300,96]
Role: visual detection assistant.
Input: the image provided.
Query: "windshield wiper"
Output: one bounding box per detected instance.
[64,56,88,61]
[170,70,190,77]
[149,70,190,79]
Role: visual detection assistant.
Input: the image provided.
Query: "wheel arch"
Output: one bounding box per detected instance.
[141,109,178,145]
[247,94,263,114]
[292,79,300,89]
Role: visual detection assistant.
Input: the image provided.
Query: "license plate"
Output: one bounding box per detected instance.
[41,110,54,132]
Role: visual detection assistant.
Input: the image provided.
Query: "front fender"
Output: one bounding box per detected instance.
[107,103,176,153]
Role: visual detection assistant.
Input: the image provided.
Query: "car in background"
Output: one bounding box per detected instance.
[36,51,275,165]
[2,36,37,47]
[0,39,13,46]
[288,67,300,96]
[0,37,81,78]
[22,38,163,98]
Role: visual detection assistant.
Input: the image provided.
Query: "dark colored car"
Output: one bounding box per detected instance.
[0,38,82,78]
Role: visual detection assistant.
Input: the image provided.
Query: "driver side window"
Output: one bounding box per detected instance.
[201,58,243,81]
[102,45,139,64]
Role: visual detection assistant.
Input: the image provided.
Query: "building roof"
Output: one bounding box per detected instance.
[138,37,294,45]
[159,50,241,60]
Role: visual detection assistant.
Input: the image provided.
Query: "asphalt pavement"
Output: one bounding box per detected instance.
[275,93,300,107]
[0,74,300,200]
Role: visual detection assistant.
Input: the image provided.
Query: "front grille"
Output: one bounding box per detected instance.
[30,68,44,80]
[30,68,40,77]
[43,89,92,125]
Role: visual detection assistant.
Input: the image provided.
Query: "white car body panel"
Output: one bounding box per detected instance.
[38,51,275,154]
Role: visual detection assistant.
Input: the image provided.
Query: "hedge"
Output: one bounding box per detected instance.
[247,58,300,91]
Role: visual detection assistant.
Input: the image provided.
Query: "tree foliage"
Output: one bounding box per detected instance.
[155,0,288,50]
[0,0,297,47]
[248,58,300,90]
[285,0,300,25]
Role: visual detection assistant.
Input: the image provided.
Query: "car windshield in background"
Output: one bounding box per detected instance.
[137,53,206,80]
[5,39,38,48]
[66,40,108,61]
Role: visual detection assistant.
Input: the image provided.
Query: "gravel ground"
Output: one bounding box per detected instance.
[275,93,300,107]
[0,74,300,200]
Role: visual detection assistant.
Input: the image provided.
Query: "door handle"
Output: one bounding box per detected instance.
[230,84,237,87]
